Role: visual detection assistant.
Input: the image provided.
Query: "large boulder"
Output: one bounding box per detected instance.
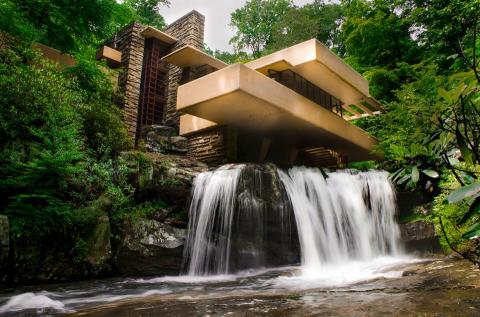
[115,218,187,276]
[84,215,112,272]
[121,151,208,212]
[400,220,442,254]
[219,164,300,271]
[396,191,433,219]
[396,191,441,254]
[142,125,188,154]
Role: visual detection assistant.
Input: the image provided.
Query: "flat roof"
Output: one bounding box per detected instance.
[162,45,228,70]
[177,64,379,162]
[245,39,384,118]
[141,26,177,44]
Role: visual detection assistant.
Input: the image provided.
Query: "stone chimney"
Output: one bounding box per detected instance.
[163,10,205,128]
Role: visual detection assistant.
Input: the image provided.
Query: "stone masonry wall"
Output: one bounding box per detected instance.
[163,11,205,129]
[186,126,230,166]
[106,22,145,139]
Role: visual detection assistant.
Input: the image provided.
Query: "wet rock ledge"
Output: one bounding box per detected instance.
[0,148,208,284]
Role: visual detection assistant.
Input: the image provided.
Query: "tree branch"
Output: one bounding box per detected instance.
[439,216,479,268]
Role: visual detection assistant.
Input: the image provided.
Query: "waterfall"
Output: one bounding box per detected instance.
[183,165,243,276]
[184,165,401,276]
[278,167,400,272]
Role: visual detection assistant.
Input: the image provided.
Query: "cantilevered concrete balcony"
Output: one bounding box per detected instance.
[246,39,384,119]
[176,63,379,162]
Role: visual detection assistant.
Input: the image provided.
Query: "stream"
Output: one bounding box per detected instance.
[1,166,479,316]
[0,257,479,316]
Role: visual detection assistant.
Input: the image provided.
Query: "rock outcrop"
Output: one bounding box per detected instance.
[115,218,187,276]
[400,220,442,254]
[10,213,113,283]
[396,190,442,254]
[142,125,188,154]
[121,151,207,210]
[84,215,112,272]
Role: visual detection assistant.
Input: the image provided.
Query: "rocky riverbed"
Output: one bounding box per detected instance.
[0,257,478,316]
[69,258,480,317]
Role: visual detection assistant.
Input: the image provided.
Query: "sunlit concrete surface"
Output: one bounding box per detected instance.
[246,39,384,119]
[177,64,379,161]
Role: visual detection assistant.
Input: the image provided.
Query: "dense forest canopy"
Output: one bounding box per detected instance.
[0,0,479,266]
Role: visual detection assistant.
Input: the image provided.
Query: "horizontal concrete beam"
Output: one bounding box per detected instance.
[96,46,122,68]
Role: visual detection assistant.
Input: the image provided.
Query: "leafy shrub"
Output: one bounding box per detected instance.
[432,171,471,252]
[0,37,132,246]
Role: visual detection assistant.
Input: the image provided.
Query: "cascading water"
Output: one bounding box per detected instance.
[279,167,401,272]
[0,165,421,316]
[183,165,243,276]
[183,164,298,276]
[183,164,401,276]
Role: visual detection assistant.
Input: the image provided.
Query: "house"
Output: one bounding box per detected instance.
[97,10,383,167]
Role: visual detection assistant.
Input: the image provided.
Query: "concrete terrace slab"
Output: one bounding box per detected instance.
[246,39,384,118]
[176,63,379,162]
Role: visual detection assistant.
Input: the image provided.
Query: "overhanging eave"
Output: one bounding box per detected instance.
[162,45,228,70]
[177,64,379,162]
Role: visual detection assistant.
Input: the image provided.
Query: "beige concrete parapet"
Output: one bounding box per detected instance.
[140,26,177,44]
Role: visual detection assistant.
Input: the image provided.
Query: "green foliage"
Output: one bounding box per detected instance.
[460,199,480,226]
[66,55,131,157]
[268,1,343,51]
[71,239,89,264]
[433,171,473,252]
[0,0,126,52]
[399,212,431,225]
[407,0,480,68]
[340,0,420,69]
[124,0,169,29]
[463,223,480,239]
[0,0,168,54]
[230,0,294,57]
[0,0,171,267]
[169,209,188,222]
[347,160,377,170]
[447,183,480,204]
[0,41,83,237]
[204,45,253,64]
[0,37,132,244]
[111,200,168,223]
[338,0,480,266]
